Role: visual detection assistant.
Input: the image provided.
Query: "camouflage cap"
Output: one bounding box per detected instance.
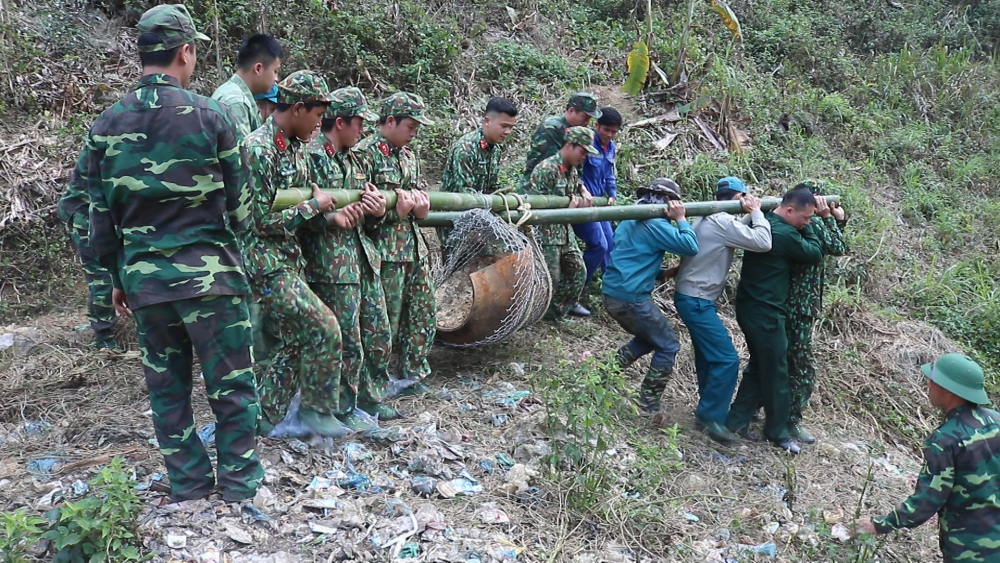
[379,92,434,125]
[254,84,279,103]
[136,4,210,53]
[326,87,378,121]
[565,126,599,154]
[568,92,602,118]
[276,71,332,105]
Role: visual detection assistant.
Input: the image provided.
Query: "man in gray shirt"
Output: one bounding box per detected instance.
[672,177,772,443]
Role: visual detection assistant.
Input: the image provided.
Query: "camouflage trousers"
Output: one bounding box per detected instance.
[787,313,817,423]
[253,271,344,422]
[381,258,435,381]
[540,244,586,319]
[311,271,392,408]
[133,294,263,502]
[70,212,117,341]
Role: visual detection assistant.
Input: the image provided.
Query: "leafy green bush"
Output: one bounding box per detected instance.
[1,509,48,563]
[42,458,149,563]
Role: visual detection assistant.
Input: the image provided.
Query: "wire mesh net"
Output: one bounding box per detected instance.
[433,208,552,347]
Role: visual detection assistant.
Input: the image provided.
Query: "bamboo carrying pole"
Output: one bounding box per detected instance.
[272,189,839,226]
[272,188,610,212]
[420,195,838,226]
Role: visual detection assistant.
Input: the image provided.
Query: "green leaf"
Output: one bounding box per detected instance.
[623,41,651,96]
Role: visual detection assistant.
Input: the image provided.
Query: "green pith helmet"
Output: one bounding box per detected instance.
[922,353,990,405]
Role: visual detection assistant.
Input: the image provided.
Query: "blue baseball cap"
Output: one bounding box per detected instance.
[254,84,279,103]
[717,176,747,194]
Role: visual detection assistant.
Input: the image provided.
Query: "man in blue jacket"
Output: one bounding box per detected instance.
[572,107,622,317]
[602,179,699,413]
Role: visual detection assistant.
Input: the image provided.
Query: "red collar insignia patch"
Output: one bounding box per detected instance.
[324,142,336,157]
[559,164,567,174]
[479,138,489,151]
[274,132,288,152]
[379,141,390,156]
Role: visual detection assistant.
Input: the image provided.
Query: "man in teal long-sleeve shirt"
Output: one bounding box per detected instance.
[603,179,700,413]
[725,187,824,454]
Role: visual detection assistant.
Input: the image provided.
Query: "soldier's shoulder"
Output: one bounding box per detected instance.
[244,126,277,154]
[305,137,328,156]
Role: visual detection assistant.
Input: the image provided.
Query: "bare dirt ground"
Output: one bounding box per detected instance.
[0,286,951,563]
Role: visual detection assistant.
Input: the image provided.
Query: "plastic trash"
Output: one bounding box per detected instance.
[166,533,187,548]
[336,473,371,491]
[492,414,510,427]
[385,376,417,398]
[71,479,89,496]
[197,423,216,447]
[26,458,58,476]
[477,503,510,524]
[482,389,531,409]
[309,522,339,535]
[344,442,372,464]
[242,503,273,523]
[831,523,851,542]
[478,460,496,474]
[515,486,547,508]
[135,472,165,491]
[437,477,482,498]
[399,542,421,558]
[495,453,515,470]
[733,541,777,558]
[411,475,438,497]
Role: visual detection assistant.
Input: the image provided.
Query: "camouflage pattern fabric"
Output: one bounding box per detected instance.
[300,136,381,285]
[243,116,325,279]
[539,243,586,320]
[84,71,259,502]
[133,294,263,502]
[86,74,252,309]
[301,132,390,408]
[255,271,345,420]
[135,4,209,53]
[380,260,434,381]
[356,131,427,262]
[57,148,90,223]
[520,115,569,188]
[211,74,263,142]
[526,151,586,319]
[59,149,116,341]
[786,216,847,422]
[441,128,502,194]
[70,212,117,341]
[311,279,391,406]
[873,404,1000,563]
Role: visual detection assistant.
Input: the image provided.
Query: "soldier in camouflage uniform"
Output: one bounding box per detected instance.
[858,354,1000,563]
[784,181,847,444]
[243,71,371,436]
[520,92,601,188]
[439,97,518,249]
[356,93,435,396]
[300,87,400,421]
[85,4,262,502]
[525,126,597,320]
[210,34,283,141]
[58,147,118,350]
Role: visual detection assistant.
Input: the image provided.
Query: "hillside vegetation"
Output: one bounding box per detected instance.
[0,0,998,561]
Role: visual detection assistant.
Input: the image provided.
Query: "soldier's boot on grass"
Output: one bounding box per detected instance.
[358,402,403,420]
[298,407,352,438]
[696,418,740,444]
[637,367,672,413]
[337,411,375,432]
[787,422,817,444]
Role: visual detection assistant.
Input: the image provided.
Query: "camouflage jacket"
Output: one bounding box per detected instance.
[211,74,262,143]
[58,148,90,223]
[243,116,324,281]
[526,152,579,247]
[440,128,501,194]
[520,114,569,188]
[874,405,1000,563]
[85,73,251,309]
[787,216,847,317]
[356,131,426,262]
[299,135,381,284]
